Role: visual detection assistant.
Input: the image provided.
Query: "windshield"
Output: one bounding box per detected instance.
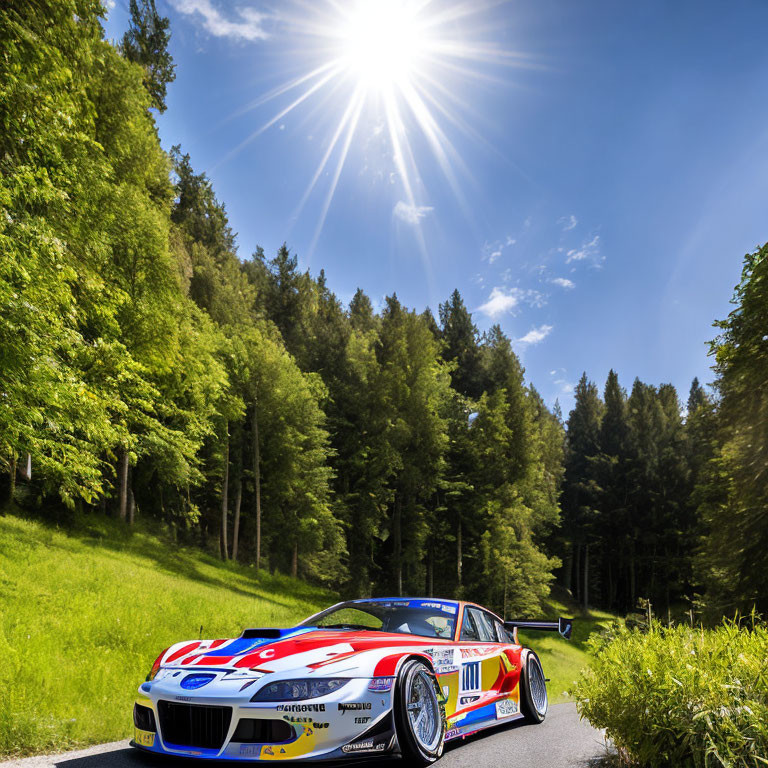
[301,599,458,639]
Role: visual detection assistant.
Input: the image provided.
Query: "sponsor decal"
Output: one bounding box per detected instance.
[354,716,371,724]
[134,729,155,748]
[338,702,372,712]
[277,703,326,712]
[263,745,274,755]
[460,661,481,693]
[368,677,395,692]
[342,740,386,753]
[445,727,461,740]
[459,694,481,706]
[240,745,260,757]
[428,648,459,675]
[282,716,328,727]
[496,698,518,718]
[175,696,194,702]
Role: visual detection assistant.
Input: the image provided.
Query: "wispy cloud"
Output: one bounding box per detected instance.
[172,0,270,41]
[559,214,578,231]
[393,201,434,225]
[477,287,520,318]
[516,324,553,346]
[566,234,601,265]
[550,277,575,289]
[489,249,502,264]
[555,378,574,394]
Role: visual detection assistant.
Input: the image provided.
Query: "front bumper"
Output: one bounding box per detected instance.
[132,675,397,761]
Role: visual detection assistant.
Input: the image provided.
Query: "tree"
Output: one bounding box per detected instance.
[697,243,768,615]
[121,0,175,112]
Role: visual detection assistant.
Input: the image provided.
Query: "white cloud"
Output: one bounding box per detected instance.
[172,0,270,41]
[550,277,575,289]
[516,324,553,346]
[506,236,516,246]
[489,249,502,264]
[477,287,520,318]
[104,0,116,9]
[566,235,601,264]
[555,378,574,394]
[393,200,434,225]
[560,214,578,231]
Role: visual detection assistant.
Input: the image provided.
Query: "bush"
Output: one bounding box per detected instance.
[572,621,768,767]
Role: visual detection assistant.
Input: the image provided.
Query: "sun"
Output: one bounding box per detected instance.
[338,0,428,92]
[223,1,518,257]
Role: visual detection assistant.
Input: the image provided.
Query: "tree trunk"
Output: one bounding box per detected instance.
[427,546,433,597]
[232,477,242,562]
[456,513,462,593]
[563,541,573,594]
[394,494,402,596]
[252,403,262,570]
[221,424,229,561]
[582,542,589,612]
[128,486,136,526]
[574,543,581,602]
[291,538,298,578]
[8,454,16,504]
[118,448,129,520]
[629,544,637,609]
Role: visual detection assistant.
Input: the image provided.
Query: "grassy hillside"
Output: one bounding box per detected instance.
[519,588,619,704]
[0,512,615,758]
[0,512,334,758]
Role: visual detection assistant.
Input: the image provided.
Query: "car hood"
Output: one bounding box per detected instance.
[157,627,451,677]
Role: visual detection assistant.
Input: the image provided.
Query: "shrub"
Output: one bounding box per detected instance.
[572,621,768,767]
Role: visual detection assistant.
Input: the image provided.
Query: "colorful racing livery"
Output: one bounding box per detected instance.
[132,598,572,764]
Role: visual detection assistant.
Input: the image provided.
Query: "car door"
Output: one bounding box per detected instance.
[456,607,500,708]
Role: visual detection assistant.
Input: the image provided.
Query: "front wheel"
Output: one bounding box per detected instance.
[520,650,548,724]
[394,659,445,765]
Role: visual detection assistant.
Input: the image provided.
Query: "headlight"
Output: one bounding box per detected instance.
[147,647,169,682]
[251,678,350,702]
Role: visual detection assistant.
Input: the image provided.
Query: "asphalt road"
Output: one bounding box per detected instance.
[2,704,608,768]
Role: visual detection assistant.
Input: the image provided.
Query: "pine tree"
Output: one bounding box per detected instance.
[121,0,176,112]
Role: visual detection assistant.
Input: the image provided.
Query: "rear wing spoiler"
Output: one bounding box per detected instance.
[504,617,573,643]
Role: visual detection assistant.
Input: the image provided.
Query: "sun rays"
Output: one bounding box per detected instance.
[223,0,520,256]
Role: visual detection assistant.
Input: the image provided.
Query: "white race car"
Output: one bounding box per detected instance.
[132,597,571,763]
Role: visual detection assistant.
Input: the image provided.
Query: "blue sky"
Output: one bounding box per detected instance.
[105,0,768,412]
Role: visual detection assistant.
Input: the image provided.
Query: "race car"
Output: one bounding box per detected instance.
[132,598,572,764]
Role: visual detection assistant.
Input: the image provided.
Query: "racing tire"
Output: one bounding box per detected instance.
[520,650,548,724]
[394,659,445,765]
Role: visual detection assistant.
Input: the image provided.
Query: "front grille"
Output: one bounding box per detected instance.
[133,703,156,732]
[232,718,294,743]
[157,701,232,750]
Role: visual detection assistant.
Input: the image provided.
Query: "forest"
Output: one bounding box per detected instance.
[2,0,767,623]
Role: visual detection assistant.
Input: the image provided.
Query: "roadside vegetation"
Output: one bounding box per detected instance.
[0,512,332,758]
[573,621,768,767]
[520,588,619,704]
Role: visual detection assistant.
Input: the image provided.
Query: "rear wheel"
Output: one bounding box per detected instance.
[394,659,445,765]
[520,650,548,724]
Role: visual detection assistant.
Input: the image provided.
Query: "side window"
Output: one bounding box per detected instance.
[459,609,480,641]
[467,608,494,642]
[493,618,507,643]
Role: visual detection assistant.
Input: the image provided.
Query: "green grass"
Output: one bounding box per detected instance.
[519,588,620,704]
[0,511,334,758]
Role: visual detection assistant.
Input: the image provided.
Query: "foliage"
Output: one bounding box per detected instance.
[697,244,768,617]
[573,620,768,768]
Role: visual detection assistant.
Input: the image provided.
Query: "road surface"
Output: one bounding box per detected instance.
[1,704,608,768]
